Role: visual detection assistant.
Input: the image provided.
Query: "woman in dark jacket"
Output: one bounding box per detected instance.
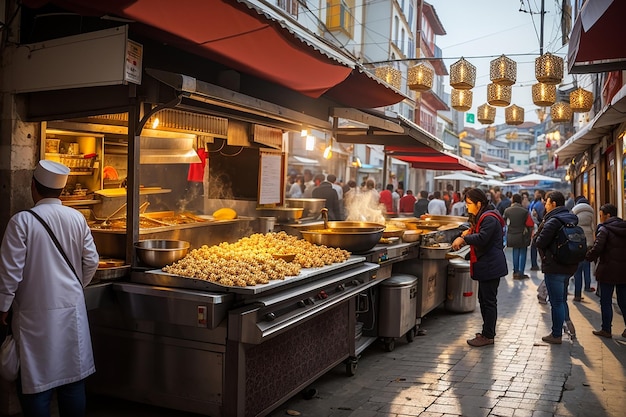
[452,188,508,347]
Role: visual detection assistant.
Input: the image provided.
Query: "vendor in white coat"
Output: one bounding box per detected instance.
[0,160,99,416]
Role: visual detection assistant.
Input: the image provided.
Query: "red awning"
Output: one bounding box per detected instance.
[386,146,486,174]
[567,0,626,73]
[24,0,405,107]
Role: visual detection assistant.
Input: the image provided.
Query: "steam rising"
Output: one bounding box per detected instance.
[344,189,386,224]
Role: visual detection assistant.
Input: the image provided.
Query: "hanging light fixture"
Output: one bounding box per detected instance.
[535,53,564,85]
[531,82,556,106]
[407,63,434,91]
[487,83,512,107]
[570,87,593,112]
[451,88,473,112]
[505,104,524,126]
[551,101,572,123]
[323,137,333,160]
[477,103,496,124]
[489,55,516,86]
[449,57,476,90]
[374,66,402,90]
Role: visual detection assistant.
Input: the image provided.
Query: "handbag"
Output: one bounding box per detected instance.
[525,213,535,227]
[0,328,19,381]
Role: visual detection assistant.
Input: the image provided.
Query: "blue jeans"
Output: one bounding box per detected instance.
[17,377,86,417]
[530,244,540,268]
[598,282,626,333]
[573,260,592,297]
[544,273,571,337]
[512,247,528,274]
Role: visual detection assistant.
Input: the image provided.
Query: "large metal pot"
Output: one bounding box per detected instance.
[256,207,304,223]
[134,239,190,268]
[284,198,326,218]
[299,221,385,253]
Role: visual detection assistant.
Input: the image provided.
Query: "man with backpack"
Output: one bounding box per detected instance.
[533,191,584,344]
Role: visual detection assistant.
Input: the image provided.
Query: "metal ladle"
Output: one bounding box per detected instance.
[100,203,127,228]
[320,208,329,229]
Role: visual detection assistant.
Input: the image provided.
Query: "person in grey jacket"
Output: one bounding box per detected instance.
[572,196,596,300]
[503,194,534,279]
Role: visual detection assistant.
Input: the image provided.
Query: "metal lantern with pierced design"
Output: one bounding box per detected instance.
[487,83,512,107]
[505,104,524,126]
[535,53,563,85]
[375,66,402,90]
[532,82,556,106]
[489,55,516,86]
[551,101,572,123]
[477,103,496,124]
[570,87,593,113]
[407,63,434,91]
[450,58,476,90]
[451,89,473,112]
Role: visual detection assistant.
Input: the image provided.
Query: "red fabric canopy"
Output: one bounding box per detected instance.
[24,0,405,107]
[386,146,485,174]
[567,0,626,73]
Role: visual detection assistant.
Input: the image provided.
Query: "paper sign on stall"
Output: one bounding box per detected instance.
[258,151,283,205]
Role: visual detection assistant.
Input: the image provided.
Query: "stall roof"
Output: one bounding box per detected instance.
[386,146,486,174]
[24,0,405,108]
[555,84,626,163]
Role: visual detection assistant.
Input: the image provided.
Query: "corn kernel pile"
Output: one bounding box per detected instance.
[162,232,350,287]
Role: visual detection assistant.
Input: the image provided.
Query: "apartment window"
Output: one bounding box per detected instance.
[401,28,405,55]
[408,1,414,28]
[278,0,299,17]
[394,16,399,44]
[327,0,354,36]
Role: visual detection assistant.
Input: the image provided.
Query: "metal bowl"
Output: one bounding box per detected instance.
[134,239,190,268]
[299,221,385,253]
[256,207,304,223]
[285,198,326,218]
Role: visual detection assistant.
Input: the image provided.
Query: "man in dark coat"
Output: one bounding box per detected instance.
[533,191,579,344]
[586,204,626,338]
[312,174,341,221]
[413,190,429,217]
[503,194,533,279]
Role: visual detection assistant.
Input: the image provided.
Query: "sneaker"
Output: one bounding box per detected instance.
[521,274,530,279]
[573,296,583,302]
[467,333,494,347]
[565,320,576,337]
[530,266,540,271]
[592,329,612,338]
[542,334,562,344]
[584,287,596,292]
[537,295,548,304]
[513,273,524,280]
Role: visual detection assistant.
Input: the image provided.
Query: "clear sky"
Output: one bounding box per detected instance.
[428,0,573,125]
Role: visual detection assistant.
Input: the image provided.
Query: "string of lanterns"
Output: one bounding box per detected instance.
[375,51,594,126]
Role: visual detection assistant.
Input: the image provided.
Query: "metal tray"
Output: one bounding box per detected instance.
[133,256,366,295]
[95,265,130,281]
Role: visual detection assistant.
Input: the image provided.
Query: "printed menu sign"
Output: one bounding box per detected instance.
[258,151,283,205]
[125,40,143,85]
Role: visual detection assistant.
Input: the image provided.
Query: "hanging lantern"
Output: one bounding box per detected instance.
[451,88,473,112]
[535,53,564,85]
[489,54,517,86]
[532,82,556,106]
[449,58,476,90]
[487,83,512,107]
[570,87,593,112]
[505,104,524,126]
[407,63,434,91]
[374,66,402,90]
[551,101,572,123]
[477,103,496,124]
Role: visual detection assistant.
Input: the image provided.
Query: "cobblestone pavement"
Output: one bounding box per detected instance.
[72,249,626,417]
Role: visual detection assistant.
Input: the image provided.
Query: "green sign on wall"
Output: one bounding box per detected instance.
[466,113,475,123]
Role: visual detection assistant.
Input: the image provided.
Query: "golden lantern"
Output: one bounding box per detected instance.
[449,58,476,90]
[570,87,593,112]
[532,82,556,106]
[535,53,563,85]
[477,103,496,125]
[407,63,434,91]
[551,101,572,123]
[487,83,512,107]
[451,88,473,112]
[505,104,524,126]
[489,55,516,86]
[374,66,402,90]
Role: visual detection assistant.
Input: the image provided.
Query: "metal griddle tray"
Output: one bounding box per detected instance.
[134,256,366,296]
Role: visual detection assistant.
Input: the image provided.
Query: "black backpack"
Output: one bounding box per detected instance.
[553,217,587,264]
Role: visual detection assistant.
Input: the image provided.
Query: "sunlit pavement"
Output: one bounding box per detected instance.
[78,248,626,417]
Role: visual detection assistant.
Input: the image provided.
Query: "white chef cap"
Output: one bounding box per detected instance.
[33,160,70,189]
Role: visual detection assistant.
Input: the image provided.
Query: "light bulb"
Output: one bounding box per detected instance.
[151,117,160,129]
[323,145,332,160]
